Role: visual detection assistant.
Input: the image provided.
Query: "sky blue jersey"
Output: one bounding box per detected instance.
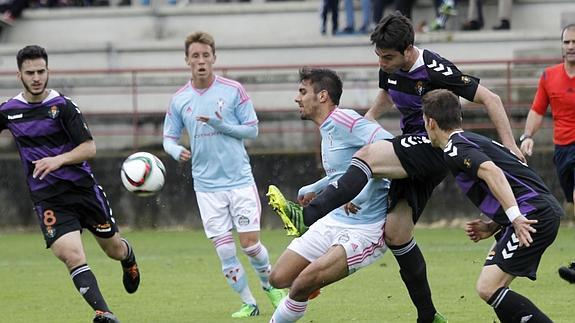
[163,75,258,192]
[299,108,393,225]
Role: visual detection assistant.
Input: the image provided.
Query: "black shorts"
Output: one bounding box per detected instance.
[553,143,575,202]
[33,184,118,248]
[485,212,560,280]
[389,134,448,223]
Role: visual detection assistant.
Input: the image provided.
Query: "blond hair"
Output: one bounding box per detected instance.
[185,31,215,56]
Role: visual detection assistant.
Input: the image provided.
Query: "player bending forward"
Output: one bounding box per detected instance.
[423,89,561,323]
[267,67,392,322]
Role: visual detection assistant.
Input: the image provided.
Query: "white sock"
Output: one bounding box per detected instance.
[270,296,307,323]
[243,241,272,290]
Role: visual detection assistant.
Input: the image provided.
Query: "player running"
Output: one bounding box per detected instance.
[424,89,560,323]
[0,45,139,323]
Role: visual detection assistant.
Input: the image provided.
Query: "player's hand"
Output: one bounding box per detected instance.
[179,148,191,162]
[509,145,527,163]
[465,219,498,242]
[32,156,64,180]
[520,138,534,157]
[197,111,223,124]
[344,202,361,215]
[511,215,538,247]
[297,192,316,206]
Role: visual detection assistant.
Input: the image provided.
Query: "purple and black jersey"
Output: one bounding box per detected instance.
[444,130,562,226]
[379,48,479,135]
[0,90,95,202]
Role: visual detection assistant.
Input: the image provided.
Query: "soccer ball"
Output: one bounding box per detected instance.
[120,152,166,196]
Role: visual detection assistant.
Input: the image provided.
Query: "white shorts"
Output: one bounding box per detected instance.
[287,216,387,274]
[195,184,262,239]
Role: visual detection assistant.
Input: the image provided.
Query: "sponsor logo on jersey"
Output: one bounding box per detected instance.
[48,105,59,119]
[461,75,471,84]
[464,158,472,168]
[387,79,397,85]
[7,113,23,120]
[95,223,112,233]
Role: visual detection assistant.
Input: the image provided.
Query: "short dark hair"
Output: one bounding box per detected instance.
[561,23,575,41]
[370,11,414,53]
[298,67,343,105]
[17,45,48,70]
[422,89,462,130]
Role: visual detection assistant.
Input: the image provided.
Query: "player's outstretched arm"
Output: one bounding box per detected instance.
[364,89,395,123]
[474,85,525,162]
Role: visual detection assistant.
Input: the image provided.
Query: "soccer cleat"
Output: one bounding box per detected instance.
[266,185,308,237]
[93,311,120,323]
[432,312,449,323]
[438,1,457,16]
[264,286,287,309]
[121,245,140,294]
[231,303,260,318]
[558,262,575,283]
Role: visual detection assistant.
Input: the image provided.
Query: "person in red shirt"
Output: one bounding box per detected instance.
[520,23,575,284]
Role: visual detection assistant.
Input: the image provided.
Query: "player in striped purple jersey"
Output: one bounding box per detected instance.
[0,45,139,323]
[272,12,525,323]
[423,89,559,323]
[162,31,286,318]
[266,68,392,322]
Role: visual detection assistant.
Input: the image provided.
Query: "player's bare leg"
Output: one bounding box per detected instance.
[270,246,348,322]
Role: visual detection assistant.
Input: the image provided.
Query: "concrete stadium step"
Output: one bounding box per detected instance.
[0,0,573,71]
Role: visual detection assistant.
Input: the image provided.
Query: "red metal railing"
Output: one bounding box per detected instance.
[0,58,561,150]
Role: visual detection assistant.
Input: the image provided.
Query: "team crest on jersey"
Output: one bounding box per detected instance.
[48,105,59,119]
[414,81,425,95]
[461,76,471,84]
[217,98,225,113]
[238,216,250,226]
[464,158,472,168]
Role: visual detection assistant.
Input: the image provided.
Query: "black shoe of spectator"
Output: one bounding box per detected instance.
[493,19,510,30]
[558,262,575,283]
[462,20,483,31]
[341,26,354,34]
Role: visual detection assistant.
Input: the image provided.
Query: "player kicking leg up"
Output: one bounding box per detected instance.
[271,140,449,323]
[268,214,386,322]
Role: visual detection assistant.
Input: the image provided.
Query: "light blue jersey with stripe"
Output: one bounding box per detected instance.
[163,75,258,192]
[299,108,392,225]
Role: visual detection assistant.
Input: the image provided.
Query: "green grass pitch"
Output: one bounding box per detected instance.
[1,227,573,322]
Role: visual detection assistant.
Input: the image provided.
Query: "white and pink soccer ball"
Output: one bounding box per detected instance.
[120,152,166,197]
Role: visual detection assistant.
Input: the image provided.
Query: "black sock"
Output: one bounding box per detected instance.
[303,157,371,226]
[487,287,552,323]
[389,239,436,323]
[70,264,110,312]
[120,238,136,267]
